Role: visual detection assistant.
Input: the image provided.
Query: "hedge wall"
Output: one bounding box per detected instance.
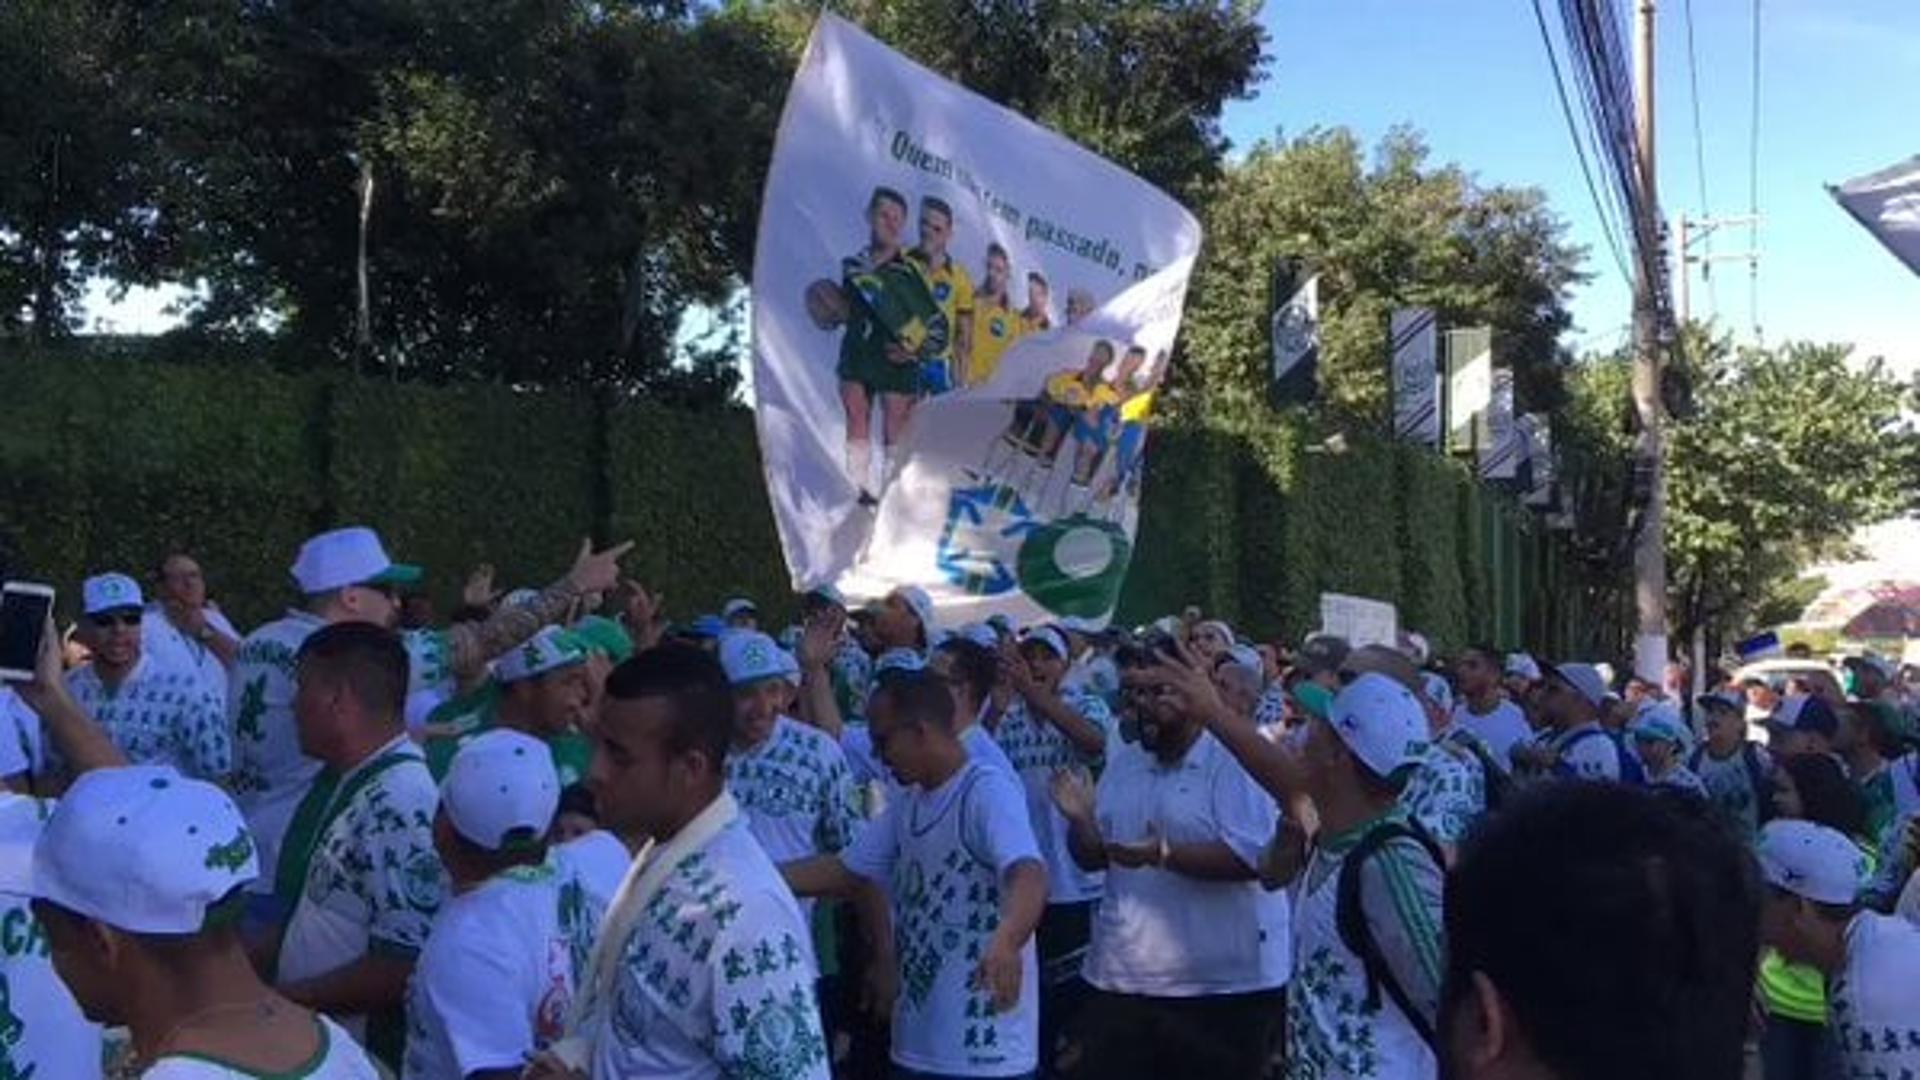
[0,353,1595,652]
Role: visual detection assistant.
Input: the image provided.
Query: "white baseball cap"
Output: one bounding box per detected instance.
[874,648,926,677]
[722,597,759,621]
[442,730,560,852]
[496,626,586,684]
[1019,626,1070,661]
[720,631,787,686]
[1224,643,1265,676]
[1756,820,1868,905]
[1544,661,1609,707]
[500,588,540,610]
[1329,673,1432,780]
[33,766,258,933]
[81,572,143,616]
[954,623,1000,650]
[1504,652,1543,682]
[291,526,421,595]
[1398,631,1431,666]
[891,585,936,635]
[774,647,802,688]
[1628,702,1689,746]
[1419,671,1454,716]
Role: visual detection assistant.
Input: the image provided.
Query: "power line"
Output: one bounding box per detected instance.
[1747,0,1763,342]
[1529,0,1633,286]
[1680,0,1716,319]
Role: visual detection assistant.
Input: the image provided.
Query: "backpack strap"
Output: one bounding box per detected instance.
[1743,742,1774,823]
[1334,819,1444,1049]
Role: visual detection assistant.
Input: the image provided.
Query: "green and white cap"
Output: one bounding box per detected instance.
[443,729,559,852]
[1628,702,1689,746]
[33,766,257,933]
[81,572,143,616]
[291,526,422,594]
[497,626,586,684]
[719,630,786,686]
[1756,820,1868,905]
[1328,672,1431,780]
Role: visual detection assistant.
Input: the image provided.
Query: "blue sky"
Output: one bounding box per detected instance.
[1223,0,1920,371]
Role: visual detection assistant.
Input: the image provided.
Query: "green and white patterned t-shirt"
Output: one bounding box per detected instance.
[229,611,329,890]
[1398,739,1485,847]
[278,738,448,1045]
[62,656,231,782]
[592,818,830,1080]
[993,691,1112,903]
[1831,911,1920,1078]
[725,716,860,866]
[842,760,1042,1078]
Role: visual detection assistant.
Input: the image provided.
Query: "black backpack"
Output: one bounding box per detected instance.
[1334,818,1446,1049]
[1448,733,1512,812]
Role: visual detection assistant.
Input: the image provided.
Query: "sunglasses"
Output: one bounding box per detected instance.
[89,611,142,629]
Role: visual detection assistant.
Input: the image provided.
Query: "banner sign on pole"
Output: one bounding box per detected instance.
[1444,327,1492,454]
[1320,592,1399,649]
[1270,260,1321,406]
[1523,413,1555,506]
[748,14,1202,628]
[1478,368,1521,480]
[1390,307,1439,446]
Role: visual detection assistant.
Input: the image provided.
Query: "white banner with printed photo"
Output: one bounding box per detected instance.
[749,15,1202,627]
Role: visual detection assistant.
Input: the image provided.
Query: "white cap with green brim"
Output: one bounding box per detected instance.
[291,526,421,594]
[1756,820,1868,905]
[496,626,587,684]
[33,766,257,934]
[443,729,560,852]
[1329,673,1432,780]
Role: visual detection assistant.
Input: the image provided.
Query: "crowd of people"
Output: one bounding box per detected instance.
[1,525,1918,1080]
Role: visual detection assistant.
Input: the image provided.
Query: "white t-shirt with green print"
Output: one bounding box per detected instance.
[1398,739,1485,847]
[63,655,232,782]
[277,737,448,1045]
[142,1015,379,1078]
[992,690,1112,904]
[590,818,830,1080]
[0,794,103,1080]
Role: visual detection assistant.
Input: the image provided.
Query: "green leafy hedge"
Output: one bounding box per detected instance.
[0,353,1595,650]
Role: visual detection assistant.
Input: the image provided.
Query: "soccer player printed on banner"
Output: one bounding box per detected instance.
[1269,257,1320,407]
[810,186,950,508]
[966,245,1022,389]
[911,196,975,398]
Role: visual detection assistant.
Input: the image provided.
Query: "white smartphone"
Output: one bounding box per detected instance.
[0,582,55,683]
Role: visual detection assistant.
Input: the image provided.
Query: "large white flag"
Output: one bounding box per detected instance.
[1831,155,1920,277]
[749,15,1202,627]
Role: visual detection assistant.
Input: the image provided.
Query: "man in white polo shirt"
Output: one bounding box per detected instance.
[267,622,447,1069]
[1757,819,1920,1077]
[32,766,378,1078]
[143,553,241,703]
[230,527,630,912]
[405,730,624,1080]
[1048,640,1288,1080]
[57,572,230,786]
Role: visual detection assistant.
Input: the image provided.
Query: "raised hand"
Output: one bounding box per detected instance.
[798,610,843,671]
[461,563,499,607]
[1049,767,1096,824]
[564,539,636,596]
[1145,637,1230,723]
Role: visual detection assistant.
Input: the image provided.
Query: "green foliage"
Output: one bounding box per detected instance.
[1396,448,1470,653]
[1564,332,1920,645]
[1176,128,1585,430]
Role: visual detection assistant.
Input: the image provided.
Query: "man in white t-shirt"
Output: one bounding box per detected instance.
[142,553,241,704]
[230,527,631,911]
[993,625,1112,1070]
[54,572,232,787]
[784,666,1048,1080]
[32,766,378,1078]
[1757,819,1920,1078]
[1049,643,1289,1080]
[1269,673,1446,1080]
[530,644,829,1080]
[1512,663,1626,782]
[267,622,449,1069]
[0,794,101,1078]
[405,729,624,1080]
[719,631,860,873]
[1450,646,1531,775]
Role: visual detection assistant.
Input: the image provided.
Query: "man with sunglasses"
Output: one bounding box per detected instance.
[51,572,230,789]
[228,526,633,923]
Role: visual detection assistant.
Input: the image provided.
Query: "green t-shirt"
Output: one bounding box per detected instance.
[423,686,592,788]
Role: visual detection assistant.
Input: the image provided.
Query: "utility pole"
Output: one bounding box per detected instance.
[1631,0,1667,686]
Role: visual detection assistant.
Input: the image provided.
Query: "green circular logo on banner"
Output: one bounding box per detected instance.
[1016,515,1133,618]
